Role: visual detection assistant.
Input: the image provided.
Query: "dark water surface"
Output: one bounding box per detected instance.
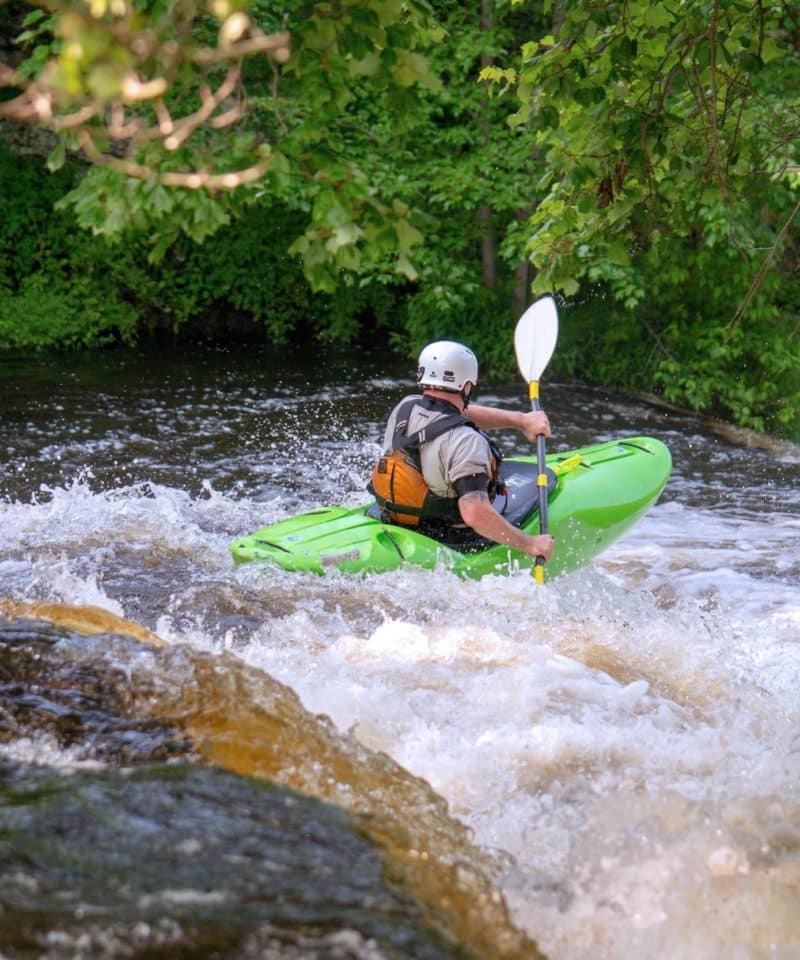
[1,344,799,959]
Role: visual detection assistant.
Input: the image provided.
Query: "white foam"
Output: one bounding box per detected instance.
[2,469,799,960]
[0,734,106,771]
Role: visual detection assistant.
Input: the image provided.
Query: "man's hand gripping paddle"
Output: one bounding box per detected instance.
[514,296,559,583]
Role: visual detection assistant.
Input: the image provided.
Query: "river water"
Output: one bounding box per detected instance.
[1,344,799,959]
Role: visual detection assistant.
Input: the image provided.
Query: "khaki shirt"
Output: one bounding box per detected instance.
[382,394,493,499]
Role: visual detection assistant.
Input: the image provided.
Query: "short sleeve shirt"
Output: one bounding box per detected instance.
[382,395,493,499]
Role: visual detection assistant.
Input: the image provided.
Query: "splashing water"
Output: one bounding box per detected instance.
[1,346,799,959]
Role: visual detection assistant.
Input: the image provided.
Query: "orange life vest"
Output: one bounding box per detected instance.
[368,397,502,528]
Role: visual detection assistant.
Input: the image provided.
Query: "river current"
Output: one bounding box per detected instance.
[1,344,799,959]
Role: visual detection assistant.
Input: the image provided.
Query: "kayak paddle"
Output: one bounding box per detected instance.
[514,295,559,583]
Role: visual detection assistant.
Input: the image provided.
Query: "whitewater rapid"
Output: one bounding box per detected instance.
[2,465,798,958]
[1,348,798,958]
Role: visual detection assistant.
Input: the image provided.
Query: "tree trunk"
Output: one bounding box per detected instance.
[512,257,531,318]
[479,0,497,290]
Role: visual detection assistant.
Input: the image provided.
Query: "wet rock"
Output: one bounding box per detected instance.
[0,619,189,765]
[0,760,466,959]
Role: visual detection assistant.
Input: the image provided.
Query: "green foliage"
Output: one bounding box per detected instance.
[0,143,402,351]
[3,0,799,440]
[653,314,800,435]
[243,0,444,291]
[487,0,799,300]
[122,205,316,343]
[375,0,555,374]
[6,0,441,291]
[0,143,139,348]
[28,0,548,357]
[58,167,239,257]
[0,271,139,349]
[484,0,800,435]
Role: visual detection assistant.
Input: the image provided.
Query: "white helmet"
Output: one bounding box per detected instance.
[417,341,478,392]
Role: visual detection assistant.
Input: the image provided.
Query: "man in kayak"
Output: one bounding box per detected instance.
[369,340,556,562]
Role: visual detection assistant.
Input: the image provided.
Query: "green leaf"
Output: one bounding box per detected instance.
[643,6,673,29]
[393,50,441,91]
[46,141,66,173]
[326,221,363,252]
[395,217,423,250]
[396,252,418,280]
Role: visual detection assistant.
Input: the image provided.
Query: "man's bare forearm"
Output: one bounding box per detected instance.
[458,491,555,560]
[467,405,525,431]
[467,404,550,443]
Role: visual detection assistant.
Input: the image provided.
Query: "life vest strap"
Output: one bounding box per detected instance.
[392,397,468,453]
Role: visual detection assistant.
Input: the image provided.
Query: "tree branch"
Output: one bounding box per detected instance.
[0,10,290,190]
[77,127,271,188]
[730,196,800,327]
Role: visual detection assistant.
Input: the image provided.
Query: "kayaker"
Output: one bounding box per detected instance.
[369,340,556,561]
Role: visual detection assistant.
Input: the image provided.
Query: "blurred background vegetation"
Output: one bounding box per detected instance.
[0,0,798,438]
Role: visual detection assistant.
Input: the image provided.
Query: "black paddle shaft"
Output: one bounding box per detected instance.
[532,396,549,542]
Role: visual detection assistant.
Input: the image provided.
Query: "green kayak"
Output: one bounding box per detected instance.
[230,436,672,580]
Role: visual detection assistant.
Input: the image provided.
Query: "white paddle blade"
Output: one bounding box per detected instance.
[514,296,559,382]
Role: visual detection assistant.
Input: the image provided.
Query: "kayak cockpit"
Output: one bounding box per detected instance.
[363,459,559,553]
